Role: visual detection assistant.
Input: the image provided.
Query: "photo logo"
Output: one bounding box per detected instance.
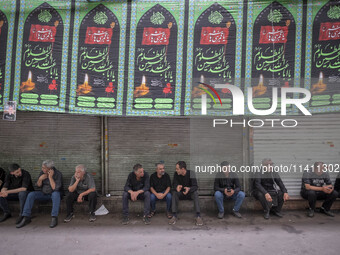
[200,83,312,116]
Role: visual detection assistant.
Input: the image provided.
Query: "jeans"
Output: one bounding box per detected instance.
[301,189,338,211]
[0,191,29,215]
[254,190,284,213]
[66,191,97,215]
[122,191,150,217]
[22,191,61,217]
[150,192,172,212]
[172,191,200,215]
[214,190,245,213]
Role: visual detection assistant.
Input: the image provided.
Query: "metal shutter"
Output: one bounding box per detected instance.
[0,112,101,193]
[253,114,340,196]
[107,117,244,195]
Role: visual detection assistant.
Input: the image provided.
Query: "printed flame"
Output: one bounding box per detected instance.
[311,72,327,95]
[252,74,267,97]
[20,71,36,92]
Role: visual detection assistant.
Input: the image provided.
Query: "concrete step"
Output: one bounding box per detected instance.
[5,195,340,215]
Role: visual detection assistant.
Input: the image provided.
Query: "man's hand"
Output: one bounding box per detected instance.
[323,185,333,194]
[183,187,190,195]
[0,191,8,197]
[75,175,81,182]
[130,191,138,201]
[283,192,290,201]
[48,169,54,178]
[39,174,48,181]
[77,194,84,203]
[156,193,164,200]
[176,185,183,193]
[265,193,272,202]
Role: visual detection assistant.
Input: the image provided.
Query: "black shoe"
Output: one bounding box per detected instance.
[307,208,314,217]
[16,215,24,224]
[89,212,96,222]
[16,216,31,228]
[272,210,283,218]
[50,217,58,228]
[320,207,335,217]
[0,213,11,222]
[122,216,129,225]
[143,215,151,225]
[64,213,75,223]
[264,211,270,220]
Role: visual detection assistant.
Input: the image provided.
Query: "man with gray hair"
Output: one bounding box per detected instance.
[64,164,97,223]
[253,158,289,219]
[17,160,63,228]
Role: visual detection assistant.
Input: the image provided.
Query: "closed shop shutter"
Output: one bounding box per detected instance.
[253,114,340,196]
[107,117,244,195]
[0,112,101,193]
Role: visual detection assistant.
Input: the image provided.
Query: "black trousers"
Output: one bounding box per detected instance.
[122,191,150,217]
[171,191,200,215]
[300,189,338,211]
[66,191,97,215]
[254,190,284,213]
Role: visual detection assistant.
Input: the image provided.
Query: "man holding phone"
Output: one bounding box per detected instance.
[214,161,245,219]
[17,160,63,228]
[301,162,338,217]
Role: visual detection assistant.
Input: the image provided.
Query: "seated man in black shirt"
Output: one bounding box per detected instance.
[214,161,245,219]
[169,161,203,226]
[301,162,338,217]
[122,163,151,225]
[0,164,34,223]
[150,162,172,219]
[17,160,63,228]
[254,158,289,219]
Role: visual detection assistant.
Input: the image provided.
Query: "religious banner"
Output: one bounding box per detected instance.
[185,0,244,116]
[0,0,15,111]
[126,0,185,116]
[245,0,303,115]
[69,1,127,115]
[13,0,71,113]
[305,0,340,113]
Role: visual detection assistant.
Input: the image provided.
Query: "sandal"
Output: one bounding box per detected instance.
[149,211,156,218]
[166,211,173,219]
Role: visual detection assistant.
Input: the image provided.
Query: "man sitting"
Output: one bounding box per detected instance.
[17,160,63,228]
[64,164,97,223]
[301,162,338,217]
[214,161,245,219]
[122,163,151,225]
[0,164,34,223]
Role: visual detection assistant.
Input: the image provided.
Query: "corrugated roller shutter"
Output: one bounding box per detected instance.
[108,117,244,195]
[0,112,101,193]
[108,117,190,195]
[253,114,340,196]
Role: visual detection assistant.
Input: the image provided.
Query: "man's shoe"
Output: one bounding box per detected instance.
[264,211,270,220]
[16,216,24,225]
[320,207,335,217]
[50,217,58,228]
[166,211,173,219]
[168,216,177,225]
[195,216,203,226]
[16,216,31,228]
[64,213,75,223]
[143,215,151,225]
[0,213,11,222]
[271,210,283,218]
[308,208,314,217]
[232,210,242,218]
[122,216,129,225]
[217,212,224,219]
[89,213,96,222]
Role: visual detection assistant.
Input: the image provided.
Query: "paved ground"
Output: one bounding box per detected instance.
[1,209,340,255]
